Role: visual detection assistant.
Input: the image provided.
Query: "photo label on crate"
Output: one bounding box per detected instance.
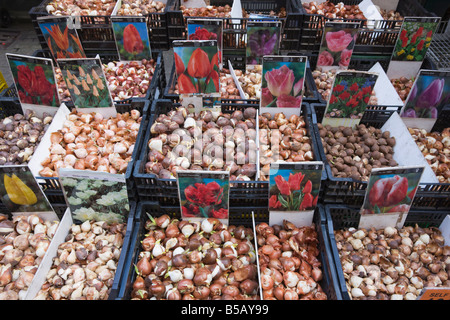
[6,53,60,118]
[177,170,230,225]
[317,22,359,72]
[0,165,56,219]
[246,21,281,66]
[400,69,450,132]
[359,165,424,230]
[57,57,117,118]
[417,287,450,300]
[58,168,129,224]
[187,18,223,70]
[173,40,221,109]
[268,162,323,227]
[261,55,307,118]
[387,17,441,79]
[37,16,86,60]
[322,70,378,128]
[111,16,152,62]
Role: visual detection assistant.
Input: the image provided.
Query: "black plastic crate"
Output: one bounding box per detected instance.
[310,104,450,209]
[25,99,151,208]
[114,201,342,300]
[427,19,450,70]
[166,0,304,52]
[162,60,320,103]
[108,201,137,300]
[134,99,325,206]
[29,0,170,52]
[432,104,450,132]
[296,0,435,56]
[7,49,164,106]
[324,204,450,300]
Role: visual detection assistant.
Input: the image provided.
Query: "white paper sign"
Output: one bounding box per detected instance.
[368,62,404,107]
[228,60,246,99]
[380,112,439,183]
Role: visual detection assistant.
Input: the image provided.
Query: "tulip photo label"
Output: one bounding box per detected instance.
[57,57,117,118]
[317,21,359,71]
[58,168,129,224]
[187,18,223,70]
[6,53,60,117]
[37,16,86,60]
[387,16,440,79]
[246,21,281,66]
[173,40,220,101]
[268,162,323,226]
[359,165,424,229]
[322,70,378,128]
[111,17,152,61]
[261,56,307,118]
[177,170,230,225]
[0,165,55,218]
[400,69,450,131]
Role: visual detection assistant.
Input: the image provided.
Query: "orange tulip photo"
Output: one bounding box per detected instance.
[112,18,151,61]
[173,41,220,95]
[38,17,85,60]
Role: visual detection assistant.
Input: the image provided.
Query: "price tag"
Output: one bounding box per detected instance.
[418,287,450,300]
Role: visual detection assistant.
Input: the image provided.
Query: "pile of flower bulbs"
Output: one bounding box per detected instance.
[335,225,450,300]
[131,215,259,300]
[39,109,142,177]
[117,0,165,15]
[390,76,414,102]
[0,110,53,165]
[302,1,366,20]
[409,127,450,183]
[46,0,117,16]
[0,214,59,300]
[259,112,313,181]
[237,66,262,100]
[34,220,127,300]
[146,106,258,181]
[256,220,327,300]
[103,59,155,101]
[55,67,71,104]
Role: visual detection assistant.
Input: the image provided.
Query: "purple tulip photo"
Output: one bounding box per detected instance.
[402,74,449,119]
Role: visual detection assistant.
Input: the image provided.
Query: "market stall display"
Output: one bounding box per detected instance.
[326,204,450,300]
[0,214,59,300]
[0,0,449,304]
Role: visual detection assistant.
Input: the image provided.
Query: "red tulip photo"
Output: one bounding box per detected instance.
[9,57,59,107]
[123,24,144,54]
[179,173,229,220]
[363,169,424,214]
[173,44,220,94]
[269,168,322,211]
